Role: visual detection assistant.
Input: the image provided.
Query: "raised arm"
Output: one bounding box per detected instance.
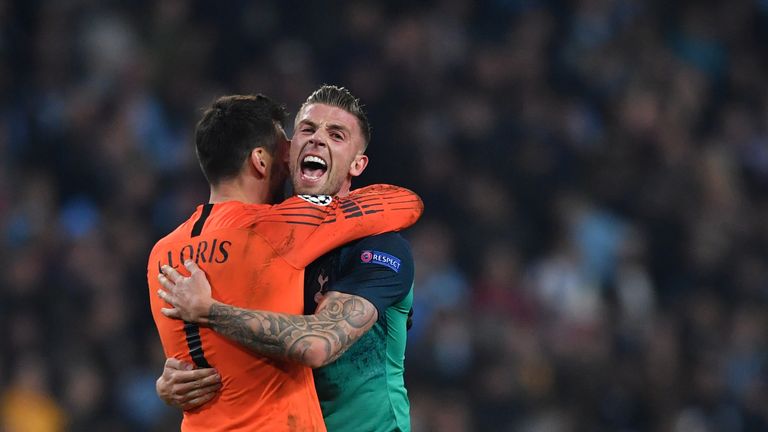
[256,184,423,268]
[157,260,377,368]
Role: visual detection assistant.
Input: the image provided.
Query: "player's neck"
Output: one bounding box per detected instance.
[336,179,352,197]
[209,177,270,205]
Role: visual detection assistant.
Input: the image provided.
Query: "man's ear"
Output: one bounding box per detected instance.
[250,147,269,178]
[349,154,369,177]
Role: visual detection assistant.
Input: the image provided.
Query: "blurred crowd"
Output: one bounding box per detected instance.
[2,0,768,430]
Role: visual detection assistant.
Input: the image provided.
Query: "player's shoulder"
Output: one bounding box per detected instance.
[348,183,418,198]
[147,201,260,253]
[346,232,412,255]
[150,213,197,252]
[213,201,272,229]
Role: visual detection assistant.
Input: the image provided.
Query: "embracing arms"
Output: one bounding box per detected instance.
[157,260,378,369]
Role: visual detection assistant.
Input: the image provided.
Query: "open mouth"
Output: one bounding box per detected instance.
[300,155,328,180]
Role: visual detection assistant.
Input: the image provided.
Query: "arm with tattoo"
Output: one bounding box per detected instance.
[157,261,378,368]
[206,291,376,367]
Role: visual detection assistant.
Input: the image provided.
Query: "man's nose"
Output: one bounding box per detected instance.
[307,133,327,147]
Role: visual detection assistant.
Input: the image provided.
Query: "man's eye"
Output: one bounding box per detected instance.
[331,133,343,140]
[301,127,313,133]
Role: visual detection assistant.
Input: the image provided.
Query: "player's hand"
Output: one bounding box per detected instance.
[156,358,221,410]
[157,260,217,324]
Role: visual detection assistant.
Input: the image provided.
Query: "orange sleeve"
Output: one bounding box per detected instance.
[255,184,423,268]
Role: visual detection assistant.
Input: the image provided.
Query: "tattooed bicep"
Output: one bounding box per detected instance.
[316,292,378,331]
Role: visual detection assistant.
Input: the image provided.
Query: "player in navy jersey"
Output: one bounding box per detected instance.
[301,233,413,431]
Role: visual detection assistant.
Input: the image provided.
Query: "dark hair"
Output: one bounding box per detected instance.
[299,85,371,149]
[195,94,288,185]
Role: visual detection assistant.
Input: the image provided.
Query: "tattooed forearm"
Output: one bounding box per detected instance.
[206,292,378,368]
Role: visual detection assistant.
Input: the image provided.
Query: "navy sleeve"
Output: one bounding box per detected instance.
[327,233,414,318]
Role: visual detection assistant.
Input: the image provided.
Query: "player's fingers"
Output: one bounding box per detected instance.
[170,368,219,384]
[161,264,184,284]
[157,288,176,305]
[173,372,221,391]
[161,307,182,319]
[184,260,203,277]
[158,273,177,291]
[164,358,193,371]
[181,390,218,411]
[177,381,222,403]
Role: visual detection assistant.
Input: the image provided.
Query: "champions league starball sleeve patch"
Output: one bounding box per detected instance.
[360,250,401,272]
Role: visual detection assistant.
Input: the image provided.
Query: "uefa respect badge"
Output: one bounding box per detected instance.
[360,250,401,272]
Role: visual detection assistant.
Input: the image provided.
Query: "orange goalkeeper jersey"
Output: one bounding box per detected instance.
[147,184,423,432]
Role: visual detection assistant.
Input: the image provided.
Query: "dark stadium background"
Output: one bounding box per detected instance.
[3,0,768,430]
